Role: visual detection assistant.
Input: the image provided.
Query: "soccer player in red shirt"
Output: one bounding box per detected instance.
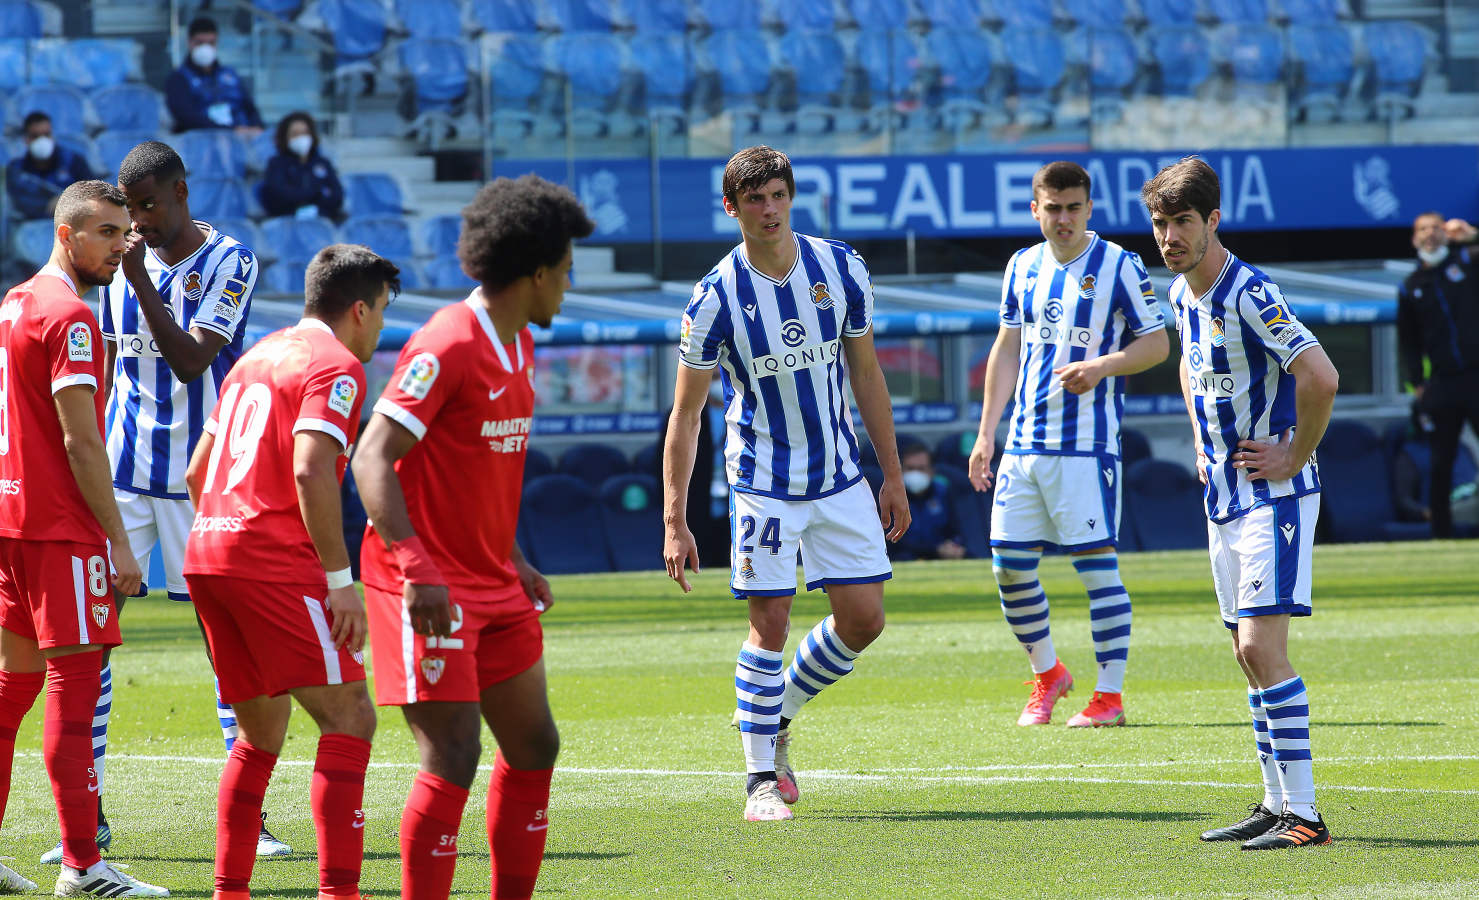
[0,180,168,896]
[183,244,398,900]
[353,176,594,900]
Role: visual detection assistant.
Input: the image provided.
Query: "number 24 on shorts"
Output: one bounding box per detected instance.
[738,516,781,555]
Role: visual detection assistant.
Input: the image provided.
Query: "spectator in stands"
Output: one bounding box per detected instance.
[1398,212,1479,538]
[4,111,95,220]
[165,16,265,136]
[259,111,344,220]
[891,444,966,561]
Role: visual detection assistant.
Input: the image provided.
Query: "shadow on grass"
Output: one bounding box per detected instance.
[1333,836,1479,849]
[819,809,1204,824]
[1132,721,1443,728]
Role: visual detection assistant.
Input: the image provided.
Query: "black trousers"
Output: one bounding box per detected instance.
[1424,370,1479,537]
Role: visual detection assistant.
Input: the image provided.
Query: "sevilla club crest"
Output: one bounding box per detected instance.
[91,602,110,629]
[420,656,446,685]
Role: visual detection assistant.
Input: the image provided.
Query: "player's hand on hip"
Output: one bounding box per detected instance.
[1234,429,1300,481]
[878,475,912,542]
[663,523,700,593]
[403,581,453,637]
[968,434,996,491]
[1053,360,1104,395]
[326,585,367,653]
[109,547,142,598]
[515,557,553,613]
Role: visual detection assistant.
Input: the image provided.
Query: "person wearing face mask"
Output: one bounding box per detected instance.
[259,111,345,221]
[890,444,966,561]
[164,16,264,136]
[5,111,96,221]
[1397,211,1479,538]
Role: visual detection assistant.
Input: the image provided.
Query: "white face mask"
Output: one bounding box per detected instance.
[27,136,54,161]
[1417,245,1449,266]
[902,470,932,495]
[288,134,314,158]
[190,42,217,68]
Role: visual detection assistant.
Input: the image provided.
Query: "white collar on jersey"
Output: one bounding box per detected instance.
[1183,250,1236,304]
[37,263,79,296]
[462,291,524,374]
[147,221,216,271]
[295,317,334,335]
[1048,231,1099,268]
[738,233,801,287]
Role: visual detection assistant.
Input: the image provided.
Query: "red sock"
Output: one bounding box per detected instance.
[311,733,371,896]
[0,668,45,828]
[43,651,103,871]
[400,770,469,900]
[486,754,552,900]
[215,739,276,892]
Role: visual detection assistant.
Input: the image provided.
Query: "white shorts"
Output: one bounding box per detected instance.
[1208,493,1319,629]
[116,490,194,601]
[729,479,892,598]
[990,453,1121,552]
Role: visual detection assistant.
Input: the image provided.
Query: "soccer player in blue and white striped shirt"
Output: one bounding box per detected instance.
[968,161,1168,730]
[1144,156,1339,850]
[662,146,911,822]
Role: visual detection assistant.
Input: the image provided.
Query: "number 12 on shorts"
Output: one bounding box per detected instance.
[738,516,781,555]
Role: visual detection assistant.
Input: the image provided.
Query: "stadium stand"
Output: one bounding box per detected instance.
[699,30,772,134]
[1062,0,1129,28]
[343,171,406,215]
[486,33,549,141]
[1364,20,1430,119]
[1089,27,1138,120]
[846,0,913,32]
[422,253,476,289]
[394,0,464,41]
[1280,0,1342,24]
[521,474,612,574]
[94,83,166,133]
[558,442,631,488]
[8,83,89,136]
[777,30,850,134]
[924,28,1002,130]
[627,0,689,33]
[549,31,631,138]
[261,215,339,266]
[341,214,415,264]
[313,0,390,84]
[0,0,47,39]
[1286,22,1356,121]
[469,0,540,34]
[187,176,253,220]
[1148,27,1213,97]
[599,473,664,571]
[1120,428,1153,467]
[178,129,249,179]
[1316,419,1424,543]
[0,38,25,92]
[544,0,619,32]
[1208,0,1270,25]
[398,36,471,141]
[10,217,52,266]
[525,447,554,481]
[31,37,139,89]
[630,31,692,134]
[1124,459,1206,551]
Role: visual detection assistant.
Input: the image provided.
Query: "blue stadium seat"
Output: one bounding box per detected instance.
[1316,419,1395,542]
[766,0,836,31]
[1147,27,1211,96]
[1206,0,1269,24]
[630,32,691,133]
[918,0,985,30]
[1393,432,1479,511]
[93,84,165,134]
[261,216,339,265]
[486,33,548,139]
[1280,0,1339,24]
[423,253,475,289]
[418,214,461,258]
[1000,26,1066,123]
[1286,23,1353,120]
[632,441,659,475]
[550,32,629,137]
[933,432,973,470]
[1215,23,1283,87]
[256,0,305,20]
[1125,458,1206,551]
[1139,0,1196,21]
[259,261,306,295]
[701,31,772,133]
[0,39,26,92]
[558,442,630,487]
[694,0,761,31]
[210,218,264,256]
[394,259,424,291]
[344,172,405,215]
[778,31,848,133]
[11,218,52,266]
[525,447,554,480]
[341,215,414,263]
[9,83,88,136]
[245,128,278,173]
[626,0,689,32]
[469,0,539,33]
[543,0,617,31]
[395,0,464,39]
[94,129,156,178]
[1090,27,1138,119]
[845,0,912,31]
[31,38,138,89]
[856,30,929,131]
[399,37,470,115]
[1062,0,1128,28]
[1364,21,1427,117]
[521,474,612,574]
[991,0,1054,28]
[178,129,248,179]
[1120,427,1152,467]
[0,1,43,39]
[186,177,250,220]
[599,473,663,571]
[315,0,389,74]
[924,28,1001,129]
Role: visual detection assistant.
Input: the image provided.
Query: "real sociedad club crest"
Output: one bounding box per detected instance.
[183,271,204,303]
[420,656,445,685]
[1210,317,1226,348]
[739,557,757,580]
[1079,275,1096,298]
[91,602,110,628]
[809,282,833,310]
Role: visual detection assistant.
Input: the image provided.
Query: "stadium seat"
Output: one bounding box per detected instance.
[765,0,836,32]
[394,0,464,40]
[550,32,631,138]
[1316,420,1396,542]
[178,129,248,179]
[344,171,406,215]
[1139,0,1196,21]
[1363,21,1428,119]
[417,214,462,258]
[1124,458,1206,551]
[1062,0,1128,28]
[845,0,913,32]
[261,216,340,266]
[30,38,139,89]
[1279,0,1340,25]
[9,83,88,136]
[694,0,761,31]
[210,218,265,257]
[626,0,690,32]
[315,0,389,79]
[0,0,43,39]
[341,215,415,264]
[631,441,659,475]
[999,26,1066,125]
[521,474,612,574]
[630,32,692,134]
[259,261,306,295]
[11,218,52,266]
[933,432,972,470]
[188,177,251,221]
[394,259,424,291]
[1215,23,1283,89]
[1206,0,1269,24]
[93,84,165,134]
[1286,23,1354,121]
[244,128,279,173]
[398,37,471,140]
[1391,431,1479,512]
[777,31,849,134]
[469,0,539,33]
[256,0,305,20]
[1089,27,1138,120]
[525,448,554,482]
[858,463,884,497]
[1147,27,1212,97]
[94,129,157,178]
[1120,428,1152,467]
[701,30,773,134]
[558,442,630,487]
[918,0,986,30]
[925,29,1004,130]
[423,253,475,289]
[599,473,664,571]
[991,0,1054,28]
[855,30,929,132]
[543,0,617,31]
[486,33,549,140]
[858,440,879,468]
[0,38,25,92]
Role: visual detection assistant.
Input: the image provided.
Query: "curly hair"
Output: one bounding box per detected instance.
[118,140,186,188]
[457,175,595,292]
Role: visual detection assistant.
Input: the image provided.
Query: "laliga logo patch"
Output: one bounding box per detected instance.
[1210,317,1226,348]
[91,602,110,628]
[739,557,757,580]
[328,375,357,417]
[1078,274,1096,298]
[779,319,807,348]
[420,656,446,685]
[399,352,440,399]
[1043,300,1064,323]
[678,313,692,352]
[809,282,833,310]
[183,271,204,303]
[68,322,92,361]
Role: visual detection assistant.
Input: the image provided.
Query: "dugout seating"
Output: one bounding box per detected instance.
[1124,458,1206,551]
[1384,423,1479,516]
[558,442,631,488]
[1120,427,1152,467]
[525,447,555,480]
[520,474,612,573]
[1315,419,1403,543]
[599,473,664,571]
[933,462,992,559]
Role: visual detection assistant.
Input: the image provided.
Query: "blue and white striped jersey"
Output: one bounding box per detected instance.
[1000,233,1164,457]
[678,233,871,500]
[1170,252,1321,524]
[99,222,257,498]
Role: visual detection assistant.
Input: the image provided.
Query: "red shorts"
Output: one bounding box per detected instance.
[187,574,366,704]
[364,581,543,706]
[0,538,121,650]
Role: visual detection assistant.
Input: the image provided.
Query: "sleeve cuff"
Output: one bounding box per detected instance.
[1132,321,1168,336]
[373,398,427,440]
[190,319,237,341]
[51,374,97,394]
[293,417,349,450]
[678,358,719,371]
[842,324,873,337]
[1280,340,1320,372]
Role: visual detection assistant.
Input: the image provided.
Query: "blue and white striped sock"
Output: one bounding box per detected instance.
[780,615,860,720]
[92,663,112,795]
[1262,675,1316,819]
[1072,552,1131,694]
[993,548,1055,674]
[1248,688,1282,812]
[215,677,238,752]
[735,643,783,774]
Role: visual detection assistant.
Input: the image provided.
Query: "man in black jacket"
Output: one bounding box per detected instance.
[1397,212,1479,537]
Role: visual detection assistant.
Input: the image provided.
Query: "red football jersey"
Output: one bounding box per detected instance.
[361,294,534,595]
[0,266,107,543]
[183,319,365,585]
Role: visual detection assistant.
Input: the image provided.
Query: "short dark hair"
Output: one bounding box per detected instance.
[55,180,128,230]
[722,145,795,208]
[304,244,401,319]
[118,140,187,188]
[1033,160,1090,198]
[274,110,318,156]
[188,16,217,37]
[457,175,595,292]
[22,111,50,131]
[1413,210,1444,226]
[1141,156,1220,222]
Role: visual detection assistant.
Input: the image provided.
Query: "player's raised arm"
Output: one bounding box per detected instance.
[56,385,140,596]
[843,329,910,542]
[662,364,711,592]
[118,231,230,382]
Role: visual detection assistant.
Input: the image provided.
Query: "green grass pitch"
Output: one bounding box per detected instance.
[6,541,1478,898]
